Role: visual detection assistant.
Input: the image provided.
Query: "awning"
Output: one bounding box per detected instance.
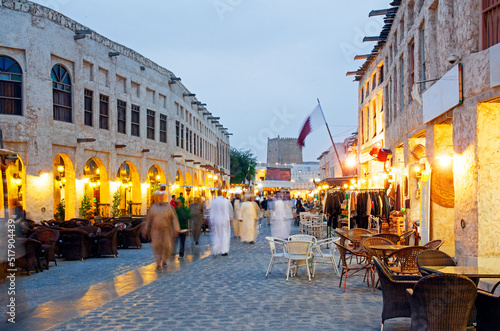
[323,176,357,187]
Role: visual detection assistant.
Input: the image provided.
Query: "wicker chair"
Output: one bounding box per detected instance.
[348,228,374,247]
[312,238,340,277]
[19,221,36,237]
[59,220,80,228]
[96,223,116,232]
[59,229,92,260]
[400,229,415,246]
[95,227,119,257]
[121,222,144,248]
[372,257,420,330]
[423,239,444,250]
[288,234,317,243]
[15,238,44,275]
[334,241,371,292]
[361,237,394,290]
[416,250,455,276]
[265,237,288,277]
[373,233,401,245]
[475,289,500,331]
[387,246,428,275]
[286,240,314,281]
[29,228,60,266]
[406,273,477,331]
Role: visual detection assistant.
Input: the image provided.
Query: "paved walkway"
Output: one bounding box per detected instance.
[2,222,411,331]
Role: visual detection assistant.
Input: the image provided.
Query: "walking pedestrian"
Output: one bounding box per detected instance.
[209,189,233,256]
[271,198,292,239]
[175,199,190,258]
[240,195,258,244]
[231,193,242,238]
[190,197,203,245]
[143,191,180,270]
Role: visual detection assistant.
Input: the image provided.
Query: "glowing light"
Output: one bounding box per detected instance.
[350,179,356,184]
[343,184,348,189]
[97,181,101,186]
[156,175,161,180]
[208,174,213,179]
[439,156,452,167]
[213,175,218,180]
[360,178,367,184]
[96,169,100,174]
[39,173,49,180]
[14,178,22,186]
[128,182,133,187]
[346,156,356,167]
[83,177,89,184]
[62,178,66,183]
[57,165,64,172]
[414,165,421,173]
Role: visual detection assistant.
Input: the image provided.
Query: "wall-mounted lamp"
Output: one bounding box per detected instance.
[108,51,120,57]
[436,145,461,167]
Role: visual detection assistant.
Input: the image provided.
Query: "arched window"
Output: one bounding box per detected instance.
[0,55,22,115]
[51,64,72,122]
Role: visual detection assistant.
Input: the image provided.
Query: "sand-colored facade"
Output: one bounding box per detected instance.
[0,0,230,221]
[355,0,500,260]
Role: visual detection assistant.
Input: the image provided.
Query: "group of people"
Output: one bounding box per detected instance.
[142,190,294,270]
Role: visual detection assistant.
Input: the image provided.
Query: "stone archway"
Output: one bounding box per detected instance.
[116,161,141,215]
[53,153,76,220]
[82,157,109,219]
[146,165,166,208]
[1,156,26,218]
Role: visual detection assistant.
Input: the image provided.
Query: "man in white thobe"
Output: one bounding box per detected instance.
[240,195,258,244]
[271,199,293,240]
[209,189,233,256]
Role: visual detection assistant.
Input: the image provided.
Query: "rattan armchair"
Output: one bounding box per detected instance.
[406,273,477,331]
[348,228,374,247]
[59,229,92,260]
[361,237,394,290]
[95,227,119,257]
[475,289,500,331]
[400,229,415,246]
[387,246,428,275]
[312,238,340,277]
[373,233,401,245]
[423,239,444,250]
[416,250,455,276]
[15,238,43,275]
[286,240,314,281]
[334,241,371,292]
[121,222,144,248]
[29,228,60,266]
[372,257,420,330]
[265,237,288,277]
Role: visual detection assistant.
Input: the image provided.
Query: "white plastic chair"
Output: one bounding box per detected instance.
[312,238,340,277]
[286,240,314,281]
[265,237,288,277]
[288,234,317,243]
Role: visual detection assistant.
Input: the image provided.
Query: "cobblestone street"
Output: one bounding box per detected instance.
[3,223,410,331]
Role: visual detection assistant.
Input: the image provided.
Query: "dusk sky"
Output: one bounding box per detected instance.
[31,0,389,162]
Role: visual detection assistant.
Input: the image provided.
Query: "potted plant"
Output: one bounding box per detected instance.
[79,192,92,219]
[55,199,65,221]
[111,190,122,218]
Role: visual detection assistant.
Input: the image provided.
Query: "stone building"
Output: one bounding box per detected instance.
[266,136,303,165]
[349,0,500,261]
[0,0,231,221]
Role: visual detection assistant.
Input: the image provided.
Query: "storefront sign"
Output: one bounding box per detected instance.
[423,64,462,124]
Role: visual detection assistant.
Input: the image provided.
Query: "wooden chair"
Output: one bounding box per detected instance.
[423,239,444,250]
[334,241,371,292]
[416,250,455,276]
[387,246,428,275]
[372,257,420,330]
[361,237,394,290]
[406,274,477,331]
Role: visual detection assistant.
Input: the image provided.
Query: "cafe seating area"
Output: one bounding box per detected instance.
[6,216,146,277]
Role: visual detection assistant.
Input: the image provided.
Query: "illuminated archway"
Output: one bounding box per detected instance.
[146,165,166,208]
[1,156,26,218]
[53,154,75,220]
[82,157,108,218]
[116,161,141,215]
[173,169,183,197]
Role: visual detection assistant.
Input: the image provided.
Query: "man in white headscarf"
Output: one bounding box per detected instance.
[240,195,258,244]
[209,189,233,256]
[271,198,293,240]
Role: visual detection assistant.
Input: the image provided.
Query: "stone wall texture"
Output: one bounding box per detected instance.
[356,0,500,258]
[267,137,303,165]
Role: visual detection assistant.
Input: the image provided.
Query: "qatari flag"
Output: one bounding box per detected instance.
[297,104,326,147]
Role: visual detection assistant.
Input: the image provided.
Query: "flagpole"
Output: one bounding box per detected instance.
[317,99,345,176]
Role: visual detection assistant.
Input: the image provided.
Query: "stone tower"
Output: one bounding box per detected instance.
[267,136,303,165]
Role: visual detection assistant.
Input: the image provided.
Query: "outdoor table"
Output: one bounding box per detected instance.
[419,265,500,285]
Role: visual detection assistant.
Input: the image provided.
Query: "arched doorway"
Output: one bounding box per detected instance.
[116,162,141,215]
[184,171,193,201]
[2,156,25,218]
[53,154,75,220]
[82,158,108,219]
[147,165,166,208]
[173,169,183,199]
